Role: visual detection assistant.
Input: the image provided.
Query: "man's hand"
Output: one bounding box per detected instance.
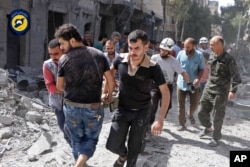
[228,92,236,100]
[193,78,200,86]
[151,120,164,136]
[101,93,113,104]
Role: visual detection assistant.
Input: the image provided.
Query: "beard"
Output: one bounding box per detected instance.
[160,52,169,58]
[108,51,115,56]
[186,49,195,56]
[63,43,73,54]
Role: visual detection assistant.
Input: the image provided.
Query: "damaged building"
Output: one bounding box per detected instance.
[0,0,167,69]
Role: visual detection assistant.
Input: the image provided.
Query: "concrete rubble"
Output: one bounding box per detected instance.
[0,68,74,167]
[0,64,250,167]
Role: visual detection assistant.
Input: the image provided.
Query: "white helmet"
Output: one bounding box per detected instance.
[199,37,208,44]
[159,38,175,51]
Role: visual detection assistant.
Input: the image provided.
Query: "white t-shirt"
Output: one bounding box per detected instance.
[151,54,184,83]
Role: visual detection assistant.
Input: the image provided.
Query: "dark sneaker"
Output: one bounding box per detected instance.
[199,128,212,138]
[189,116,196,125]
[177,125,186,131]
[113,157,127,167]
[144,131,152,142]
[208,139,218,147]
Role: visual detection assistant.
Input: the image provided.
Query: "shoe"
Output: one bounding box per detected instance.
[199,128,212,138]
[144,131,152,142]
[113,156,127,167]
[208,139,218,147]
[177,125,186,131]
[189,116,195,125]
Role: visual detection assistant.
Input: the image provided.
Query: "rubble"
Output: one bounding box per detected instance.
[0,63,250,167]
[0,68,74,166]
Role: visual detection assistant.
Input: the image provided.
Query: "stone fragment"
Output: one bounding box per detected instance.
[0,128,13,139]
[27,132,53,156]
[25,111,43,124]
[0,115,13,125]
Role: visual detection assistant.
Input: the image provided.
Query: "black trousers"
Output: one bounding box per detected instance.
[106,106,150,167]
[149,84,173,124]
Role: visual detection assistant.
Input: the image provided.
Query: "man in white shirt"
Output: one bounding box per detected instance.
[150,38,189,127]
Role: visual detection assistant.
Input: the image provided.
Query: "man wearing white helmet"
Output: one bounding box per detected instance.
[149,38,190,129]
[198,37,212,54]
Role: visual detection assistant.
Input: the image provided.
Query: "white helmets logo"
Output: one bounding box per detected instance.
[199,37,208,44]
[160,38,174,51]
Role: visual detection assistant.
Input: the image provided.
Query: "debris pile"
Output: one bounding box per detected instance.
[0,68,73,167]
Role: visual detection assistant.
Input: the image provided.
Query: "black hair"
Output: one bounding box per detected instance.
[48,39,60,48]
[128,29,148,45]
[124,31,130,36]
[54,23,82,42]
[185,37,196,45]
[98,33,108,41]
[203,52,210,60]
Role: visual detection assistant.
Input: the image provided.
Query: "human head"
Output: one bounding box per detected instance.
[203,52,210,63]
[105,40,116,55]
[155,42,160,52]
[98,33,108,43]
[84,31,92,42]
[184,38,196,56]
[127,29,149,60]
[149,39,156,48]
[111,31,121,43]
[199,37,209,50]
[48,39,63,64]
[54,23,82,53]
[210,36,224,56]
[159,37,175,58]
[122,31,129,41]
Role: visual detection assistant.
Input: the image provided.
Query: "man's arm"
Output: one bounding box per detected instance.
[151,83,170,135]
[193,69,204,86]
[102,67,116,103]
[228,56,242,99]
[56,77,65,92]
[180,71,190,83]
[43,64,63,94]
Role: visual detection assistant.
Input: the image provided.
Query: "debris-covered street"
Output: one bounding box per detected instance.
[0,67,250,167]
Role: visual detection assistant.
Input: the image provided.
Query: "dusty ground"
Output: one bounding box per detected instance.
[87,90,250,167]
[1,89,250,167]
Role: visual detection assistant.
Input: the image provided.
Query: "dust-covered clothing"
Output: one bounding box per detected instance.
[151,54,184,83]
[58,46,110,103]
[106,53,166,166]
[57,46,110,159]
[150,54,184,122]
[43,58,70,145]
[113,53,166,110]
[205,52,241,94]
[198,51,241,140]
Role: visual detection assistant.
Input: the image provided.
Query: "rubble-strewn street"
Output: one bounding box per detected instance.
[0,67,250,167]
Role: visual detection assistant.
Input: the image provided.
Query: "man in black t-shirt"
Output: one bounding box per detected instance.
[105,30,170,167]
[55,23,115,167]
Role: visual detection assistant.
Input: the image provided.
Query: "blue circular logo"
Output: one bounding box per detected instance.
[9,9,30,35]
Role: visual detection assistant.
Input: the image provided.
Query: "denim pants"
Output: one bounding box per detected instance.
[177,87,200,126]
[49,93,71,145]
[63,103,104,160]
[106,106,150,167]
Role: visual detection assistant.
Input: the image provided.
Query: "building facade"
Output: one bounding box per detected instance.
[0,0,165,69]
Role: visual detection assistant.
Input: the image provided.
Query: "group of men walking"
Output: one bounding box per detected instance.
[43,23,241,167]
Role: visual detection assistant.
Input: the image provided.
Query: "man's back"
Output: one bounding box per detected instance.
[58,46,110,103]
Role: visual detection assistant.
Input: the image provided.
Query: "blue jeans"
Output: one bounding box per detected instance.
[63,103,104,160]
